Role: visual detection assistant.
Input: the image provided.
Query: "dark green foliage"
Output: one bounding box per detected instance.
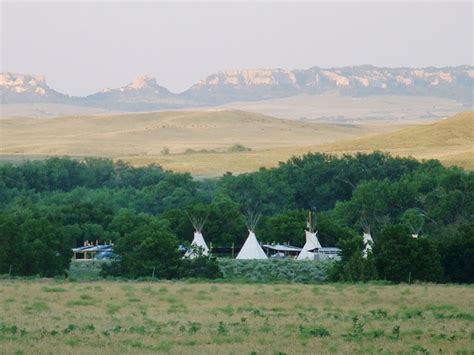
[181,255,222,279]
[439,223,474,283]
[0,153,472,281]
[373,225,443,282]
[0,212,72,277]
[328,236,378,282]
[258,210,307,245]
[101,219,180,279]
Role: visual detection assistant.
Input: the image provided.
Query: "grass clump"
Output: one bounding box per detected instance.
[24,301,49,313]
[106,304,121,315]
[41,286,67,293]
[299,325,330,338]
[227,144,252,153]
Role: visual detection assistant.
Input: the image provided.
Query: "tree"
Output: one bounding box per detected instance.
[258,210,306,245]
[328,235,377,282]
[102,218,180,279]
[373,225,442,283]
[440,223,474,283]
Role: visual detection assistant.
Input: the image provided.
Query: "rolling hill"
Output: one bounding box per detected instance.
[320,111,474,168]
[0,110,471,175]
[124,111,473,174]
[0,109,387,160]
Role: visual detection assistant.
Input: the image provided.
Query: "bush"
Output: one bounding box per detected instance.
[181,255,222,279]
[217,259,328,283]
[227,144,252,153]
[328,236,377,282]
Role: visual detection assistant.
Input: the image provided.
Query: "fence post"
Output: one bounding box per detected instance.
[231,243,234,258]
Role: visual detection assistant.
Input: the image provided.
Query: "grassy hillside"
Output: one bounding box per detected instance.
[125,112,473,175]
[0,110,471,175]
[0,109,390,163]
[321,111,474,169]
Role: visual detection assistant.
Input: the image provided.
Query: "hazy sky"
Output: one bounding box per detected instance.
[1,1,472,96]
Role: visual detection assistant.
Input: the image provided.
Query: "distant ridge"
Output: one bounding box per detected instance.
[1,65,473,111]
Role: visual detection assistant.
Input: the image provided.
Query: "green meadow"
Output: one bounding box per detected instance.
[1,280,473,354]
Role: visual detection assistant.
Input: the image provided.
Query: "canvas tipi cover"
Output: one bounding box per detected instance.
[236,231,268,260]
[362,232,373,257]
[297,230,322,260]
[185,231,209,258]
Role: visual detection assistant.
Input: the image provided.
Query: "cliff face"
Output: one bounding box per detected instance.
[0,73,70,104]
[2,66,473,109]
[182,66,474,104]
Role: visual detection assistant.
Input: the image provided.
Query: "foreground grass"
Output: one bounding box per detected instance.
[0,281,473,354]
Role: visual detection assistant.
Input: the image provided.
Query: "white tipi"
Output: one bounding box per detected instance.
[408,219,424,239]
[362,232,374,257]
[184,212,209,258]
[236,211,268,260]
[361,218,373,258]
[298,212,322,260]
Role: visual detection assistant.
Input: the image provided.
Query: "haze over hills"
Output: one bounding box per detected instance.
[1,66,473,116]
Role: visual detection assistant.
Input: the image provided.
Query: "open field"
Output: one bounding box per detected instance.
[0,280,473,354]
[0,110,472,176]
[125,111,474,174]
[0,110,384,156]
[0,109,405,174]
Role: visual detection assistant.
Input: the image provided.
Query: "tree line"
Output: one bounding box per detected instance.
[0,153,472,282]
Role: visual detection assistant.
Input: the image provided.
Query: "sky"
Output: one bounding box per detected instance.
[1,1,472,96]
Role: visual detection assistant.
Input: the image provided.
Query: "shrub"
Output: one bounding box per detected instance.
[181,255,222,279]
[227,144,252,153]
[217,259,328,283]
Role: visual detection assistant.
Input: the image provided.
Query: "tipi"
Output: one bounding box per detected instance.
[408,218,424,239]
[184,212,209,258]
[236,211,268,260]
[361,218,373,258]
[297,212,322,260]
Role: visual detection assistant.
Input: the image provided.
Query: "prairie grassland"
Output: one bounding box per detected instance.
[0,280,473,354]
[0,110,377,157]
[0,110,472,176]
[126,111,474,175]
[0,109,403,175]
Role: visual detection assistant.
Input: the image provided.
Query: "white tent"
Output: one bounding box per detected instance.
[362,232,374,258]
[185,231,209,258]
[184,212,210,259]
[236,211,268,260]
[297,230,322,260]
[236,230,268,260]
[411,234,418,239]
